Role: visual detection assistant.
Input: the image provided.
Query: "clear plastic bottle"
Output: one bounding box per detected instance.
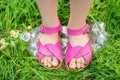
[90,22,108,51]
[20,22,108,56]
[20,27,40,56]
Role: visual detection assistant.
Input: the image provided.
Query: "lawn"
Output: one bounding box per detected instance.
[0,0,120,80]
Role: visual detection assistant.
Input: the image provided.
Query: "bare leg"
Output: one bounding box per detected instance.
[36,0,59,27]
[36,0,59,68]
[68,0,93,69]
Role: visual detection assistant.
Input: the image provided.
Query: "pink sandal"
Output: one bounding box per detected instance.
[65,24,92,70]
[37,23,63,69]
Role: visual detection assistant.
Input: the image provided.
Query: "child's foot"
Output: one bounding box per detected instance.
[39,32,60,68]
[68,33,90,69]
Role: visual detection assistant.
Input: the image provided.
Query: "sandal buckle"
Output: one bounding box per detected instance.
[82,27,85,34]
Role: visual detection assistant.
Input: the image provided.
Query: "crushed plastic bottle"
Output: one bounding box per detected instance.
[20,22,108,56]
[90,22,108,51]
[20,32,31,42]
[20,27,40,56]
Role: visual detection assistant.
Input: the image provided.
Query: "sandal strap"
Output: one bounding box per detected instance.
[65,41,92,65]
[40,24,62,34]
[67,24,89,36]
[37,40,63,63]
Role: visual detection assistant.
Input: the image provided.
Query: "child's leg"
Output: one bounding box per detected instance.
[36,0,59,68]
[67,0,93,69]
[36,0,59,27]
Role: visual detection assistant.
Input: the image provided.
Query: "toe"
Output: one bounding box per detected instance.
[77,58,81,69]
[81,57,86,68]
[52,57,58,67]
[47,56,52,68]
[40,57,44,64]
[44,57,48,66]
[69,58,76,69]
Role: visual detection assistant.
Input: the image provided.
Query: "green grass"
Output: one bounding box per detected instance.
[0,0,120,80]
